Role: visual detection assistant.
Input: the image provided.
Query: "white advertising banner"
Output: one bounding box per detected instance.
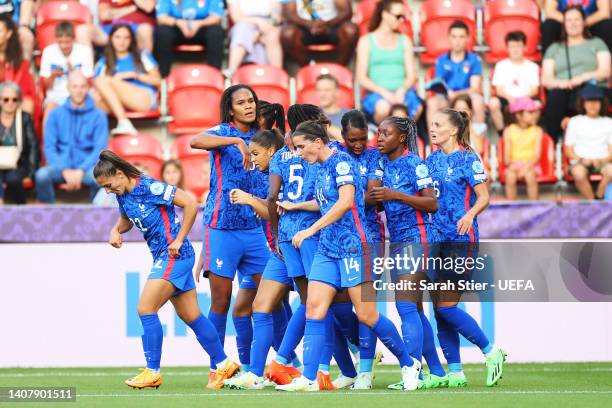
[1,243,611,367]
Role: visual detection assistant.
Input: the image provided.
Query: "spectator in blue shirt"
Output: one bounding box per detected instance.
[35,71,108,203]
[154,0,225,77]
[426,20,485,137]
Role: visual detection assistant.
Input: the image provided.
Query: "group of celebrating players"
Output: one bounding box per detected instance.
[93,83,506,393]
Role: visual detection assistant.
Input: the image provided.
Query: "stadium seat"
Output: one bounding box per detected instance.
[497,133,557,184]
[109,134,164,179]
[232,64,291,112]
[419,0,477,64]
[167,64,225,135]
[483,0,541,63]
[355,0,413,38]
[170,134,211,201]
[296,63,354,108]
[35,1,93,55]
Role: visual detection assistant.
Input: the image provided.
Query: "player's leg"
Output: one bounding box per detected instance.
[232,283,258,373]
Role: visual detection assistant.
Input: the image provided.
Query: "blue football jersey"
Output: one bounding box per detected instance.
[314,151,370,259]
[203,123,262,230]
[426,149,487,242]
[330,142,385,242]
[117,176,195,261]
[269,146,320,243]
[381,152,434,242]
[249,168,276,252]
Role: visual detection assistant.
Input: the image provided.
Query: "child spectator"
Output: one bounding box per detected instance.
[161,159,197,202]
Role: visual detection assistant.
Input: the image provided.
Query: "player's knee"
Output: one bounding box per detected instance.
[305,301,327,320]
[210,295,231,314]
[355,309,378,327]
[137,303,157,316]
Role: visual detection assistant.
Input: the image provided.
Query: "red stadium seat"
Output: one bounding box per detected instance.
[36,1,93,54]
[171,134,211,201]
[484,0,541,63]
[167,64,225,135]
[355,0,413,38]
[296,63,354,108]
[497,133,557,184]
[562,141,603,183]
[109,134,164,179]
[419,0,476,64]
[232,64,290,112]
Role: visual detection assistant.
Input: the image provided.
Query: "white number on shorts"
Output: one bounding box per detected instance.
[343,258,361,274]
[287,164,304,200]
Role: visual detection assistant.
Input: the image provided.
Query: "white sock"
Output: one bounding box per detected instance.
[484,345,498,358]
[216,358,228,369]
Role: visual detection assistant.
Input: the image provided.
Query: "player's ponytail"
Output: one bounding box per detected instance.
[292,119,330,144]
[251,128,285,152]
[442,108,473,152]
[259,100,286,134]
[93,150,143,179]
[287,103,329,132]
[384,116,419,155]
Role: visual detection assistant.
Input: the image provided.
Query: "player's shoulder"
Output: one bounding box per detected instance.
[207,122,232,136]
[426,149,443,164]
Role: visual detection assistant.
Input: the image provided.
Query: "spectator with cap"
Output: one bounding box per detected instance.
[564,84,612,199]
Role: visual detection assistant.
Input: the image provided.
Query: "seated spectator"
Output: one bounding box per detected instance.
[281,0,358,66]
[36,71,108,204]
[0,15,34,115]
[76,0,111,48]
[356,0,421,124]
[162,159,197,202]
[40,22,94,123]
[564,84,612,199]
[315,73,349,140]
[489,31,540,133]
[154,0,225,77]
[226,0,282,77]
[542,0,611,53]
[0,82,38,204]
[502,97,544,201]
[451,94,486,158]
[427,20,485,136]
[542,6,610,142]
[0,0,34,60]
[99,0,155,52]
[94,24,161,135]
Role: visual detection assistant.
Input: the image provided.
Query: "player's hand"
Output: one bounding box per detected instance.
[230,188,252,205]
[370,186,395,202]
[195,252,204,283]
[276,200,299,212]
[168,239,182,258]
[109,228,123,248]
[457,213,474,236]
[235,138,251,170]
[292,227,315,248]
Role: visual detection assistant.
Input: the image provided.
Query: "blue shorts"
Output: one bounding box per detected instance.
[203,226,270,280]
[279,238,318,279]
[309,252,371,290]
[425,241,479,284]
[262,252,293,286]
[362,88,423,119]
[150,256,196,296]
[238,272,258,290]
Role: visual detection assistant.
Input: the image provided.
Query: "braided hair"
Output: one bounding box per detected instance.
[259,100,286,133]
[441,108,473,152]
[383,116,419,154]
[340,110,368,134]
[286,103,330,132]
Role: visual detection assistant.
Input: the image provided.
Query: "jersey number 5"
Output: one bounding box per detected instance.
[287,164,304,200]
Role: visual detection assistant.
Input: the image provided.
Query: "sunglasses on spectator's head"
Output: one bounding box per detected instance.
[2,97,19,103]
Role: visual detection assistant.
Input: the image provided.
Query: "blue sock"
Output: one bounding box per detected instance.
[318,312,335,373]
[303,318,326,381]
[419,311,446,377]
[250,312,274,377]
[208,311,227,370]
[435,313,462,372]
[396,302,423,361]
[140,314,163,371]
[283,298,293,320]
[332,322,357,378]
[437,306,491,352]
[273,307,299,365]
[276,304,306,365]
[371,314,413,367]
[187,314,227,367]
[233,316,253,371]
[330,302,360,346]
[359,323,377,373]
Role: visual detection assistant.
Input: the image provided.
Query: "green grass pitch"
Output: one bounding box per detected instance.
[2,363,611,408]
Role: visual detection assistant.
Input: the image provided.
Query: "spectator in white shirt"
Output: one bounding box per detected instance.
[564,84,612,199]
[489,31,540,133]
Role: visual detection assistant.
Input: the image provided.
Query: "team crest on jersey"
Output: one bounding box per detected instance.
[359,165,367,176]
[379,158,385,170]
[472,161,485,174]
[336,161,350,175]
[139,204,146,212]
[150,182,164,195]
[415,164,429,178]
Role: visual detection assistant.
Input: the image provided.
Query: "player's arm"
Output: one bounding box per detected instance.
[457,183,489,235]
[365,179,382,207]
[267,174,283,242]
[292,184,354,247]
[371,186,438,212]
[168,188,199,257]
[230,188,270,219]
[277,199,320,212]
[109,215,133,248]
[190,132,250,169]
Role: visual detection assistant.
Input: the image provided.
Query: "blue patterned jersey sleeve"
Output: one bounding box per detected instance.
[143,179,177,206]
[333,157,356,188]
[413,159,434,191]
[367,150,384,181]
[465,153,487,188]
